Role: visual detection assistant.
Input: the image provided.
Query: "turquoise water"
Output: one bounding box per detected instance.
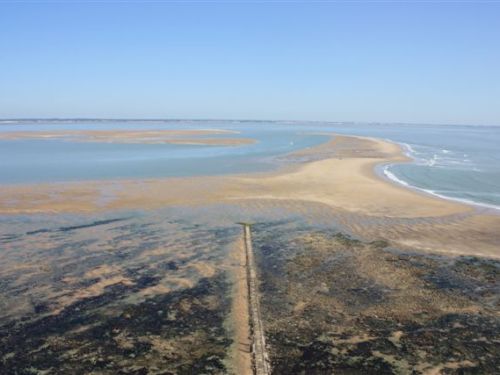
[1,121,499,211]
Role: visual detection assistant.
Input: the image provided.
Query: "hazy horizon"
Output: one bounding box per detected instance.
[0,117,499,127]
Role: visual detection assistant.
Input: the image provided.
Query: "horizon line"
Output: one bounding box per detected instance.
[0,118,498,127]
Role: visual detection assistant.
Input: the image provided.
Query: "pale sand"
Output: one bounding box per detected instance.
[0,129,255,146]
[1,134,499,258]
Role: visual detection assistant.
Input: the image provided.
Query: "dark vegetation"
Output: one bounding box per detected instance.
[252,221,500,375]
[0,274,231,375]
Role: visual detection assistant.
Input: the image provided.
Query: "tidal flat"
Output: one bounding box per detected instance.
[1,133,499,374]
[0,209,245,374]
[1,206,499,374]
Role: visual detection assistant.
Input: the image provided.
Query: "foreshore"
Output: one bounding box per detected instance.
[1,134,498,258]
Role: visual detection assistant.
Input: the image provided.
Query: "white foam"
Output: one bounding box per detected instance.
[400,142,417,156]
[427,155,437,166]
[419,188,500,211]
[381,164,500,212]
[382,165,410,187]
[402,143,475,170]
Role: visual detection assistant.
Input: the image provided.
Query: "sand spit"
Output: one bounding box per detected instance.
[1,134,499,258]
[0,128,255,146]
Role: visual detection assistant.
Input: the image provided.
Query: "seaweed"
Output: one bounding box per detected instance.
[0,274,232,375]
[252,224,500,374]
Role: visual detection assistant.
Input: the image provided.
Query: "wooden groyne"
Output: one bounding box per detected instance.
[240,223,271,375]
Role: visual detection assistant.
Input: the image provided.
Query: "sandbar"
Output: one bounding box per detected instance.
[0,129,256,146]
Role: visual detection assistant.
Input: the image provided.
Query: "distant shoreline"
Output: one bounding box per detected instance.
[1,118,499,127]
[0,128,256,146]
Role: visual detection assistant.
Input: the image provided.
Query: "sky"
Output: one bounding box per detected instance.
[0,1,499,125]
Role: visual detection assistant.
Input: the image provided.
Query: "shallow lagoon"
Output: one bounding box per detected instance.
[0,124,328,183]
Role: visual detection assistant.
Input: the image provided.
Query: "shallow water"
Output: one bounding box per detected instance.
[1,120,499,210]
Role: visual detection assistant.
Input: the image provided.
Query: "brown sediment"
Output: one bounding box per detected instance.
[421,360,477,375]
[0,215,234,320]
[52,275,135,315]
[0,128,255,146]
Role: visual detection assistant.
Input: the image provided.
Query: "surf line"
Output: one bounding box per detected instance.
[239,222,271,375]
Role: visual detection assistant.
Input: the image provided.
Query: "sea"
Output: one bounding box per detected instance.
[0,120,499,211]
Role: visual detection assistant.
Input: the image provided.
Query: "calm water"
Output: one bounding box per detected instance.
[0,123,328,182]
[1,121,499,210]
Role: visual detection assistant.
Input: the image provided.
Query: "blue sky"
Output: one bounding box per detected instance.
[0,1,499,125]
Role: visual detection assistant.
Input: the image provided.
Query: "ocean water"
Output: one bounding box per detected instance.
[317,123,500,211]
[0,121,499,211]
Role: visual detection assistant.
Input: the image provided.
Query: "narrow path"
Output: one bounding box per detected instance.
[242,223,272,375]
[228,233,253,375]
